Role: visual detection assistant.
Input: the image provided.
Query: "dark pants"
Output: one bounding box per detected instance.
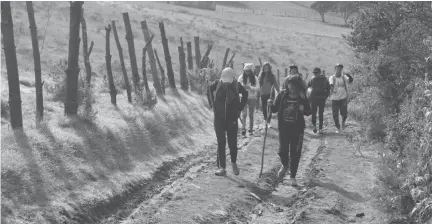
[214,119,238,169]
[261,94,270,120]
[311,98,326,129]
[331,98,348,129]
[278,125,304,179]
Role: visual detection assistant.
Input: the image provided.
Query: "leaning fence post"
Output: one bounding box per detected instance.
[112,20,132,103]
[285,67,288,77]
[187,41,193,70]
[194,36,201,69]
[222,48,230,69]
[141,20,163,95]
[178,45,188,90]
[159,21,176,90]
[154,49,166,94]
[105,24,117,105]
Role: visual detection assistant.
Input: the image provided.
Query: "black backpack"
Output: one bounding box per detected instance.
[310,76,328,98]
[211,80,240,114]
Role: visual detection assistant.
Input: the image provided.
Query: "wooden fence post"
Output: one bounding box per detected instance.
[159,21,176,90]
[227,52,236,67]
[154,49,165,94]
[222,48,230,69]
[187,41,193,70]
[65,1,84,116]
[26,1,43,123]
[141,20,163,95]
[201,44,213,68]
[123,12,143,102]
[141,35,155,100]
[112,20,132,103]
[2,1,23,129]
[277,69,280,87]
[285,67,288,77]
[194,36,201,69]
[178,46,188,90]
[81,9,94,112]
[105,24,117,105]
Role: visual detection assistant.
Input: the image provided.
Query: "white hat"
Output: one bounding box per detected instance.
[220,67,235,83]
[243,63,254,71]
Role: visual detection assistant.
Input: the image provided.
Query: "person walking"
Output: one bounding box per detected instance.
[268,75,311,186]
[258,62,279,127]
[288,65,307,96]
[307,67,330,134]
[238,63,260,136]
[207,67,248,176]
[328,63,354,133]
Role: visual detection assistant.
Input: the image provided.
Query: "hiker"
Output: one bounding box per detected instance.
[254,65,261,110]
[307,67,330,134]
[328,63,354,133]
[238,63,260,136]
[207,67,248,176]
[258,62,279,127]
[288,65,307,95]
[267,75,311,186]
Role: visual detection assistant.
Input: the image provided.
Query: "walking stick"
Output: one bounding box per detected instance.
[259,85,276,178]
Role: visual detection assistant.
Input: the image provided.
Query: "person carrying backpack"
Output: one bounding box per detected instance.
[307,67,330,134]
[207,67,248,176]
[258,62,279,128]
[287,65,308,97]
[238,63,260,136]
[267,75,311,186]
[328,63,354,133]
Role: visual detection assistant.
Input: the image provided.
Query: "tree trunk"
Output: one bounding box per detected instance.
[65,1,84,116]
[111,20,132,103]
[194,36,201,69]
[222,48,230,69]
[142,47,151,100]
[178,46,188,90]
[81,9,95,114]
[2,2,23,129]
[159,21,176,90]
[26,1,43,123]
[154,49,166,94]
[105,24,117,105]
[320,12,326,22]
[123,12,143,102]
[187,41,193,70]
[141,20,163,95]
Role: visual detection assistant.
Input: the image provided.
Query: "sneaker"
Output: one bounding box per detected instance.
[278,165,288,179]
[232,163,239,176]
[313,126,317,133]
[215,168,227,176]
[341,122,346,130]
[241,129,246,136]
[290,178,298,186]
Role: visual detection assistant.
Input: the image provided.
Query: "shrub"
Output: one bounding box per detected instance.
[188,68,219,94]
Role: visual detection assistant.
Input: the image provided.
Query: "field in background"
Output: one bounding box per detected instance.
[1,1,351,223]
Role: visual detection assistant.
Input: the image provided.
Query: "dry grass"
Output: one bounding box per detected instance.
[1,1,351,223]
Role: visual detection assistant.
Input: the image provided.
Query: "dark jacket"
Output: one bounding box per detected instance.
[207,80,248,122]
[270,90,311,129]
[308,75,330,100]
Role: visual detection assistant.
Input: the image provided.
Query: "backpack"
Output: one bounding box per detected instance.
[280,94,301,124]
[310,76,328,98]
[332,75,347,93]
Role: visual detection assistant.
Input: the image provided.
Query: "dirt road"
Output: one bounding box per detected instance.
[95,111,390,224]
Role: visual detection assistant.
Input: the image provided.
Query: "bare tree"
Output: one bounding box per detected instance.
[81,9,94,113]
[26,1,43,123]
[159,21,176,90]
[64,1,84,116]
[105,24,117,105]
[123,12,143,102]
[111,20,132,103]
[2,1,23,129]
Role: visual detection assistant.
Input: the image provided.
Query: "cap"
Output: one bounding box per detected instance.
[335,63,343,68]
[313,67,321,73]
[243,63,254,71]
[289,65,298,70]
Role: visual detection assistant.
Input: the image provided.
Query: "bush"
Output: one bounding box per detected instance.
[188,68,219,94]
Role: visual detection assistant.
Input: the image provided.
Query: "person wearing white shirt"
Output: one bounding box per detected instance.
[328,63,354,133]
[238,63,260,136]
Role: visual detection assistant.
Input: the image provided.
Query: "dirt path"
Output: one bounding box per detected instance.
[110,111,390,224]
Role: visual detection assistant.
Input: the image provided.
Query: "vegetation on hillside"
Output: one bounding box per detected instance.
[345,2,432,223]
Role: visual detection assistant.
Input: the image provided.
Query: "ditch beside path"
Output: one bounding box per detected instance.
[121,111,390,224]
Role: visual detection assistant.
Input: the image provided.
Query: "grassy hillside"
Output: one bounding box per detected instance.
[1,1,351,223]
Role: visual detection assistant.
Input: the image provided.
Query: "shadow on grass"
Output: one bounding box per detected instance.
[3,130,50,207]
